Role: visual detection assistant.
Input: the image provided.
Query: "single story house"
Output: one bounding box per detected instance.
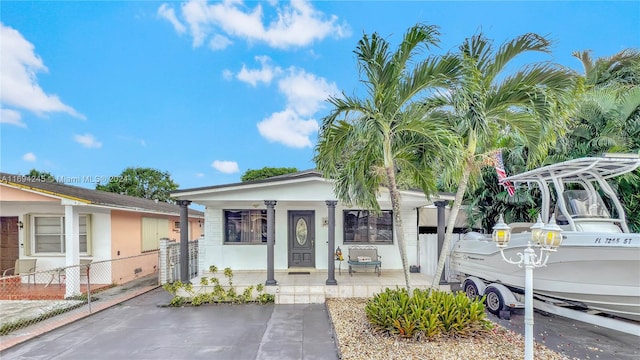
[0,173,203,297]
[171,170,455,284]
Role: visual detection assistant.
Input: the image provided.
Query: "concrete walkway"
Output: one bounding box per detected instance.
[0,282,339,360]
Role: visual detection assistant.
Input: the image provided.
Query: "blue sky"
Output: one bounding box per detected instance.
[1,1,638,191]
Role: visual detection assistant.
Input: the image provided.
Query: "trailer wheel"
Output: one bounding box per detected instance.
[485,287,506,316]
[463,279,480,300]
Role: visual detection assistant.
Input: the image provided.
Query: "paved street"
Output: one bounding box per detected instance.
[489,309,640,360]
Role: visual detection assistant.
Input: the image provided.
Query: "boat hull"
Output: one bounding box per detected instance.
[450,232,640,321]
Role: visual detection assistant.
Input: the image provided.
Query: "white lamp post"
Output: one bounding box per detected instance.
[492,214,562,360]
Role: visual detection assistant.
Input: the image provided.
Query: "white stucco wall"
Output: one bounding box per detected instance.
[0,204,112,278]
[200,202,423,272]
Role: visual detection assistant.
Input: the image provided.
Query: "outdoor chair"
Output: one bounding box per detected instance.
[347,245,382,276]
[2,258,37,286]
[58,259,92,287]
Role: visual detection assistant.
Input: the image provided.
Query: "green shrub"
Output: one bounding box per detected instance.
[163,265,273,306]
[365,288,492,340]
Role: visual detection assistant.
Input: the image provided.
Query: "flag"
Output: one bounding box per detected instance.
[494,150,516,197]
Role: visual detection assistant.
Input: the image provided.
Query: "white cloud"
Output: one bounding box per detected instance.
[257,108,318,148]
[22,152,36,162]
[0,107,26,127]
[222,69,233,81]
[209,34,233,50]
[195,172,205,177]
[74,133,103,148]
[160,0,350,50]
[253,67,336,147]
[158,4,187,34]
[237,56,282,87]
[211,160,239,174]
[0,23,84,121]
[278,68,338,116]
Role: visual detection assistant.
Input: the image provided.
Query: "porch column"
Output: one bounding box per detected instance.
[177,200,192,283]
[434,200,448,284]
[63,202,81,298]
[326,200,338,285]
[265,200,277,286]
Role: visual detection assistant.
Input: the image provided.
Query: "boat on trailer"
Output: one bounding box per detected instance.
[449,154,640,323]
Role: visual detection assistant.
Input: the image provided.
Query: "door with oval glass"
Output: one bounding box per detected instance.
[288,211,315,268]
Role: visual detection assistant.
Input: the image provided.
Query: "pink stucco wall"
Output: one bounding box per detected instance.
[0,184,58,202]
[109,210,203,284]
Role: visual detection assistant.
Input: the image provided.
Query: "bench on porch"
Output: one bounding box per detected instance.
[347,245,381,276]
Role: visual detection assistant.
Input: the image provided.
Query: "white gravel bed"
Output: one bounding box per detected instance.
[327,298,576,360]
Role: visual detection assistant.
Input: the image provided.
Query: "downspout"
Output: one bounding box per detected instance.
[415,207,420,272]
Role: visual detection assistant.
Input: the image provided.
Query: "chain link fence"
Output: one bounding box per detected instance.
[0,253,158,336]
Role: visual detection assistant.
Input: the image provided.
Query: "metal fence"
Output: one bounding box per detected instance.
[0,253,158,336]
[159,238,199,284]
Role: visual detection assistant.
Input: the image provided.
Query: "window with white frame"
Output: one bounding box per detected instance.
[224,210,267,244]
[32,215,89,254]
[343,210,393,244]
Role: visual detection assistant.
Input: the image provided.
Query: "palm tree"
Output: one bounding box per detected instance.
[572,49,640,88]
[314,24,460,293]
[429,33,575,288]
[550,49,640,231]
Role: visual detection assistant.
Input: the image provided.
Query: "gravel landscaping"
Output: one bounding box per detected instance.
[326,298,577,360]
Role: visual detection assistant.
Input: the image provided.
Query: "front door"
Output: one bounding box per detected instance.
[288,211,315,268]
[1,217,19,272]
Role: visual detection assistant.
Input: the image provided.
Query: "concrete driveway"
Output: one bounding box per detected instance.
[2,284,638,360]
[0,288,339,360]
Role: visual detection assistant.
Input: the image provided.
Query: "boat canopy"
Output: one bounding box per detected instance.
[504,155,640,184]
[503,154,640,233]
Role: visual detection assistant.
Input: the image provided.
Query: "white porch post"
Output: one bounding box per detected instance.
[63,202,81,298]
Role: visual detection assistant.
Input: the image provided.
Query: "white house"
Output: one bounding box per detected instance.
[171,170,454,284]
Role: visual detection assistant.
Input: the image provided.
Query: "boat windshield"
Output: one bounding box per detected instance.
[562,190,611,219]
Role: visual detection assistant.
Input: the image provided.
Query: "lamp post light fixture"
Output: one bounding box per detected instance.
[491,213,563,360]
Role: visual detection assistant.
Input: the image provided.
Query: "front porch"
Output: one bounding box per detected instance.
[190,269,452,304]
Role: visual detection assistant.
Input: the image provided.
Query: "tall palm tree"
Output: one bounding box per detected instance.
[429,33,575,288]
[314,24,460,293]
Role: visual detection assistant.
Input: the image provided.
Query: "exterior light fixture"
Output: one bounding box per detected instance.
[491,214,511,247]
[530,215,545,245]
[492,212,562,360]
[17,220,24,229]
[540,214,563,250]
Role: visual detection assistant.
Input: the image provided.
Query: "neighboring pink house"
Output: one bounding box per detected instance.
[0,173,203,296]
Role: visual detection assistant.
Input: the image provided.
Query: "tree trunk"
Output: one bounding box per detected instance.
[386,166,412,294]
[430,161,472,289]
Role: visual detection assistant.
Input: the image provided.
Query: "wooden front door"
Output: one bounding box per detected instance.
[1,217,20,272]
[288,211,315,268]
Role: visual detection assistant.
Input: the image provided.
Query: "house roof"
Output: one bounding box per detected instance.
[171,169,323,196]
[0,172,204,217]
[172,169,454,206]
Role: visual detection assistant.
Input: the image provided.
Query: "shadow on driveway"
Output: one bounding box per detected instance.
[0,288,339,360]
